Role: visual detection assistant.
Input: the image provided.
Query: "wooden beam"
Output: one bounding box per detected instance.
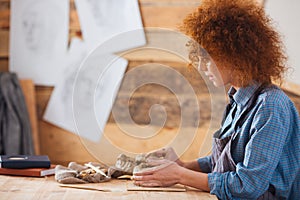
[20,79,40,155]
[0,29,8,57]
[0,57,8,71]
[0,0,9,29]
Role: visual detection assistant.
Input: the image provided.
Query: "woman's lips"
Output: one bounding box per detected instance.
[207,75,214,80]
[204,73,214,81]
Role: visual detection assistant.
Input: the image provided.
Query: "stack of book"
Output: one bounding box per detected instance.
[0,155,55,177]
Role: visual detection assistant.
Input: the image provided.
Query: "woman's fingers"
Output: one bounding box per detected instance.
[132,161,181,188]
[133,169,155,176]
[134,180,162,187]
[146,158,171,166]
[132,174,156,181]
[145,148,167,158]
[134,159,173,176]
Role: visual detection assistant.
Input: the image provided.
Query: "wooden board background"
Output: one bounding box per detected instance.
[19,79,40,155]
[1,0,299,166]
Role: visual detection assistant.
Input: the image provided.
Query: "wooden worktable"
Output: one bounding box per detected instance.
[0,175,217,200]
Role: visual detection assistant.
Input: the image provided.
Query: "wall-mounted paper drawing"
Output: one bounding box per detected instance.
[9,0,69,86]
[43,38,128,141]
[43,39,87,130]
[74,0,146,53]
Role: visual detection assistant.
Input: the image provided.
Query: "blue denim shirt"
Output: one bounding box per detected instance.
[198,84,300,199]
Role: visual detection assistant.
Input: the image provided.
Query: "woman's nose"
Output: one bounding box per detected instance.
[197,57,209,72]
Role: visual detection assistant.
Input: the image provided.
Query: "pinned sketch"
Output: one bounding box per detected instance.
[43,38,128,141]
[9,0,69,85]
[74,0,146,53]
[43,38,87,131]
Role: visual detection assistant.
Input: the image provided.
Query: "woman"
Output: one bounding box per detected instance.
[132,0,300,199]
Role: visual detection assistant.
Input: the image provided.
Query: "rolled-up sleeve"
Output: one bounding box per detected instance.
[208,98,291,199]
[197,155,212,173]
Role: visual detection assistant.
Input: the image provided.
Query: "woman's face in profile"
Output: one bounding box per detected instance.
[198,57,232,87]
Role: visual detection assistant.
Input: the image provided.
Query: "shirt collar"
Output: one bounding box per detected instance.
[228,83,261,107]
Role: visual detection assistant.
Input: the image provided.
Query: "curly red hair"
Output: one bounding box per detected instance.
[181,0,287,87]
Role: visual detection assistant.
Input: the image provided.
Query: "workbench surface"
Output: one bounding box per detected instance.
[0,175,217,200]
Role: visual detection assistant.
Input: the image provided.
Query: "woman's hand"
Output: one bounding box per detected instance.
[132,159,183,187]
[145,147,184,167]
[133,158,210,191]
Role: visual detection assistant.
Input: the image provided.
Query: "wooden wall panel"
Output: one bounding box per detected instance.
[0,30,9,57]
[0,0,299,166]
[0,0,267,30]
[140,5,196,29]
[0,58,8,71]
[19,80,40,155]
[34,60,224,165]
[0,0,9,29]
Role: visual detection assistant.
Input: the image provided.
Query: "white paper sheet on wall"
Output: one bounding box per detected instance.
[43,38,128,141]
[43,38,87,133]
[9,0,69,86]
[74,0,146,53]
